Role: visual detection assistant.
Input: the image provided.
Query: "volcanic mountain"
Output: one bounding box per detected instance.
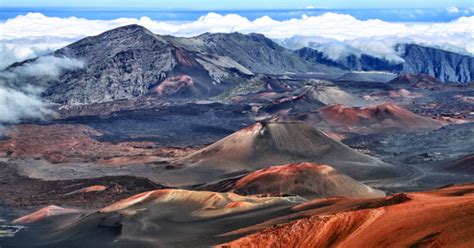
[214,162,385,199]
[170,121,403,184]
[42,24,254,104]
[311,103,443,134]
[7,25,341,105]
[6,24,471,109]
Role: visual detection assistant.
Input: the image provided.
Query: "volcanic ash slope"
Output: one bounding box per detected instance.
[174,121,404,183]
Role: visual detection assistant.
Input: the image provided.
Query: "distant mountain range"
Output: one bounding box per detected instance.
[296,43,474,83]
[4,24,474,105]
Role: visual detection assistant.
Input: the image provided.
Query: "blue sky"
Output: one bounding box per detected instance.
[2,0,474,9]
[1,0,473,22]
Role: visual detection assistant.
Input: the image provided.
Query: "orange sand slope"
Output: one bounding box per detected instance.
[13,205,80,224]
[220,184,474,248]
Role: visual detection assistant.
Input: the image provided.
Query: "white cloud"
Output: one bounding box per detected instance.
[8,56,84,78]
[0,56,84,124]
[447,6,460,14]
[0,86,51,123]
[0,37,76,70]
[0,12,473,68]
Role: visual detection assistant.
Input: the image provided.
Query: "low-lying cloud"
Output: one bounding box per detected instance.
[0,86,50,124]
[0,56,84,124]
[0,37,76,70]
[1,12,473,67]
[4,56,84,79]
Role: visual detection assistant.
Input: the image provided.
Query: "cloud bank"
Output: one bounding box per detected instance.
[0,56,84,124]
[1,12,473,67]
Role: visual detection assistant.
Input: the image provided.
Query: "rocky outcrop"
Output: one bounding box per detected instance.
[399,44,474,83]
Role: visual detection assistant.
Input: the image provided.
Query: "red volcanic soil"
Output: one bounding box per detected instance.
[64,185,108,196]
[318,103,442,134]
[229,91,280,104]
[12,205,80,224]
[230,162,384,199]
[78,185,107,193]
[151,75,196,95]
[0,124,192,165]
[174,48,198,67]
[441,154,474,174]
[220,184,474,248]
